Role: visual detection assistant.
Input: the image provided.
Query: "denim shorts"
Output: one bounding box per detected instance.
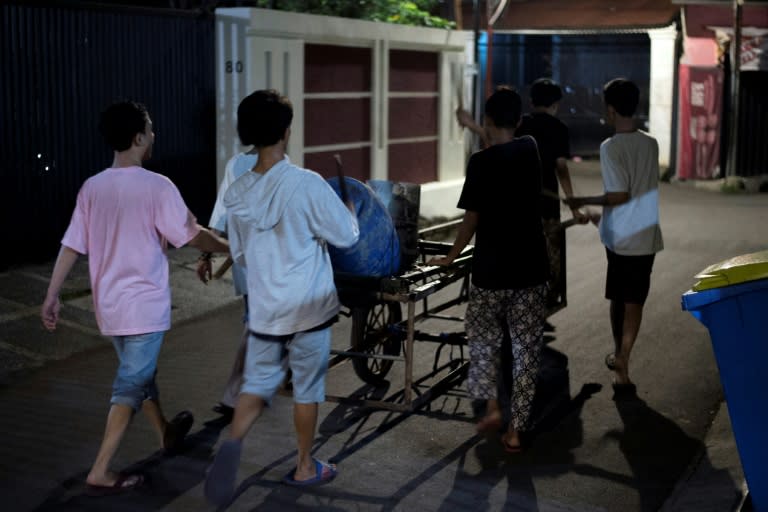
[110,331,165,411]
[241,327,331,404]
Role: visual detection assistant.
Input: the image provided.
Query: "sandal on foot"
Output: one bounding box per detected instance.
[164,410,194,455]
[205,439,242,506]
[282,459,337,487]
[85,473,144,496]
[212,403,234,418]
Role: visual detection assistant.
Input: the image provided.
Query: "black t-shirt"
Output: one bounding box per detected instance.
[516,112,571,220]
[458,136,549,290]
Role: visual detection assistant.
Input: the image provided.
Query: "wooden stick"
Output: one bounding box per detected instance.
[213,256,233,279]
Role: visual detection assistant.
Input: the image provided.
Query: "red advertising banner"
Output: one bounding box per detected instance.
[677,64,724,180]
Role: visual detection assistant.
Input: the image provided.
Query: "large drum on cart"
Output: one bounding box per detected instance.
[327,177,411,384]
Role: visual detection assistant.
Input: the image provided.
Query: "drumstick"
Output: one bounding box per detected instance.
[540,189,564,201]
[333,153,349,204]
[213,256,233,279]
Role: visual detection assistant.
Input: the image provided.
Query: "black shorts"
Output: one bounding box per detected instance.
[605,248,655,304]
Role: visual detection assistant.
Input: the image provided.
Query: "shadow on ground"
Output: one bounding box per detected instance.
[33,415,230,511]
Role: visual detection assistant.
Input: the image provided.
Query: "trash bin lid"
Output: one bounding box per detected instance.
[692,249,768,291]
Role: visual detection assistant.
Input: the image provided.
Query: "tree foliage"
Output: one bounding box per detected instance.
[253,0,455,29]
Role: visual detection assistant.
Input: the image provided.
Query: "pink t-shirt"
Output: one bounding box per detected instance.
[62,166,200,335]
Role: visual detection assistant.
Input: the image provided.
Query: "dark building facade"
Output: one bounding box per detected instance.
[1,3,216,270]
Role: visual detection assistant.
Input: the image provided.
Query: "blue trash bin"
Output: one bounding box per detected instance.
[682,253,768,512]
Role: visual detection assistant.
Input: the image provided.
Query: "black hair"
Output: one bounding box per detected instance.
[603,78,640,117]
[484,86,522,129]
[237,89,293,147]
[99,101,149,152]
[530,78,563,107]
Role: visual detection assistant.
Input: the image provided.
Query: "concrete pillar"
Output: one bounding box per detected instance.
[648,24,679,170]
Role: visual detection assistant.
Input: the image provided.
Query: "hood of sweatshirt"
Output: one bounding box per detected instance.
[223,156,305,230]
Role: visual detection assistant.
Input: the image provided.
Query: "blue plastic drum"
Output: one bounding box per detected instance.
[327,177,401,277]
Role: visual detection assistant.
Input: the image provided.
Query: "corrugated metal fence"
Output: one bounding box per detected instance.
[1,3,215,270]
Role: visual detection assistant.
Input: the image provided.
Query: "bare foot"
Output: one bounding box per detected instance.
[501,430,523,453]
[86,470,139,488]
[476,410,503,434]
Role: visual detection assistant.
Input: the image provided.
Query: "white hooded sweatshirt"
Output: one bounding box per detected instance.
[224,157,359,335]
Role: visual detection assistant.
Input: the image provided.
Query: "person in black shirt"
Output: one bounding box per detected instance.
[516,79,585,315]
[458,79,586,320]
[430,87,548,453]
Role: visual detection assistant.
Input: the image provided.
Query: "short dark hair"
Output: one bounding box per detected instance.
[237,89,293,147]
[484,86,522,129]
[99,101,149,152]
[603,78,640,117]
[530,78,562,107]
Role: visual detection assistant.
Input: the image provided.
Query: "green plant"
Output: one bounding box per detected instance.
[255,0,455,29]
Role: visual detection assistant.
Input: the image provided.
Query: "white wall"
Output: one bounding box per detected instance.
[215,7,470,219]
[648,24,679,170]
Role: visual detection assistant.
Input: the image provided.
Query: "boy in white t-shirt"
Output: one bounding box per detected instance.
[196,92,261,418]
[564,78,663,397]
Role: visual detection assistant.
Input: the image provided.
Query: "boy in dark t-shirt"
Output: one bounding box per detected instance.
[430,87,548,453]
[457,79,586,318]
[516,79,585,315]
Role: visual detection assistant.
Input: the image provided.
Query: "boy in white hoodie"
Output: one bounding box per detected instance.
[205,90,359,505]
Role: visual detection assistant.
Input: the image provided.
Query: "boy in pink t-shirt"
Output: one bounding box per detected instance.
[41,101,229,494]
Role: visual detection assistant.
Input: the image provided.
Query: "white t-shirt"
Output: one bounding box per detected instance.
[598,131,664,256]
[209,152,258,295]
[224,157,359,335]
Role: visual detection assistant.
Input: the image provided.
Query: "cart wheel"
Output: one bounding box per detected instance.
[351,303,402,385]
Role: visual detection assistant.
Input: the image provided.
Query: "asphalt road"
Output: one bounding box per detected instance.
[0,168,766,511]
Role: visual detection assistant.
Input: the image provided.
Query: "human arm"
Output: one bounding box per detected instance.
[555,157,588,223]
[456,107,489,147]
[563,141,629,215]
[187,226,230,254]
[307,176,359,249]
[41,246,81,331]
[426,210,478,266]
[562,191,629,210]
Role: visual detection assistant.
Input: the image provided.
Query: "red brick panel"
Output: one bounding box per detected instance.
[389,50,438,92]
[388,141,437,184]
[388,97,437,139]
[305,44,372,93]
[304,98,371,147]
[304,147,370,182]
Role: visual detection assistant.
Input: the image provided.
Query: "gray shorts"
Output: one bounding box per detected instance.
[242,327,331,404]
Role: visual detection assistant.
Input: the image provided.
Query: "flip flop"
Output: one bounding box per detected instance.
[164,410,194,455]
[604,353,616,371]
[204,439,242,506]
[282,458,337,487]
[85,473,144,496]
[212,403,234,418]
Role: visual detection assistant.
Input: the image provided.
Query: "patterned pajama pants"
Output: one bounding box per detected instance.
[465,284,547,431]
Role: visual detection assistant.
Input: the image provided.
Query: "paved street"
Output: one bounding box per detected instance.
[0,164,765,511]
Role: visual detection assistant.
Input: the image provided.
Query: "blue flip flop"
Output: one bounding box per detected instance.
[205,439,242,506]
[282,458,337,487]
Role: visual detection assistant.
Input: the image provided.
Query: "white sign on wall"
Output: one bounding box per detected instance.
[712,26,768,71]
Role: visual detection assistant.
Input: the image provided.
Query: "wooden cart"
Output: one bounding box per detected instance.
[328,220,473,412]
[326,217,579,412]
